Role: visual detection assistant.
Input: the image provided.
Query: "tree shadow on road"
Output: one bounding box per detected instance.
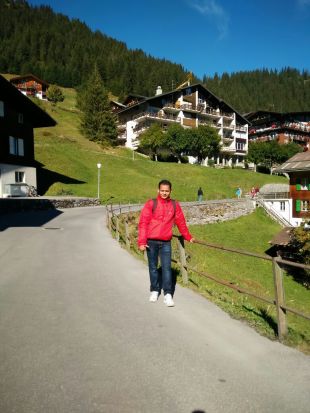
[0,208,63,231]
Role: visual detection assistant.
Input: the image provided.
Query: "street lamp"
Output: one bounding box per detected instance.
[97,163,102,199]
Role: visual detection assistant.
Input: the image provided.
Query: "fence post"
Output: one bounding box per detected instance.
[115,215,120,242]
[177,236,188,284]
[125,215,131,249]
[272,258,287,340]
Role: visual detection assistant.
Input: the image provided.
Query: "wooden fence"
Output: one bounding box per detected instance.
[106,204,310,342]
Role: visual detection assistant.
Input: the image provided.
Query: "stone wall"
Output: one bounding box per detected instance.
[182,199,255,225]
[0,197,100,214]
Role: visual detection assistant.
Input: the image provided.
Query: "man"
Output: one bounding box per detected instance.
[138,180,194,307]
[197,187,204,202]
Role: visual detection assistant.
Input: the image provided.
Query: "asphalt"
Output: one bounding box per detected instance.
[0,206,309,413]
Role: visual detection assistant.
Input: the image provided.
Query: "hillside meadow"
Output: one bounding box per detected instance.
[32,86,287,202]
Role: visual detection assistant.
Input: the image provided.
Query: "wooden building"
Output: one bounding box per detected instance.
[246,111,310,149]
[116,83,249,167]
[10,74,50,100]
[275,151,310,226]
[0,75,56,197]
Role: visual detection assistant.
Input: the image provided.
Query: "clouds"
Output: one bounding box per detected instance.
[186,0,229,39]
[297,0,310,7]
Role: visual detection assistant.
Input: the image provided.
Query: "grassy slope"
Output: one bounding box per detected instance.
[184,209,310,352]
[32,87,287,202]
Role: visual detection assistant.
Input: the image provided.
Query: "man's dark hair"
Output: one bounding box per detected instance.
[158,179,172,189]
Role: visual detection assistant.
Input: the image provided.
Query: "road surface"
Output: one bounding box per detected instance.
[0,207,309,413]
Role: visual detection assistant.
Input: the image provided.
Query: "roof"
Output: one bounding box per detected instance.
[122,94,148,105]
[274,150,310,173]
[0,75,56,127]
[10,73,50,87]
[269,227,293,246]
[245,110,310,123]
[259,183,289,194]
[118,83,248,124]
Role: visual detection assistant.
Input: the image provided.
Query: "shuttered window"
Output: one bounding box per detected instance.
[296,200,301,212]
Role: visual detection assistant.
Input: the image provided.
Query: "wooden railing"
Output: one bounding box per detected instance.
[106,204,310,342]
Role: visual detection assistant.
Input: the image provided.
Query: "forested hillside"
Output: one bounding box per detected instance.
[1,0,309,112]
[203,68,310,113]
[0,0,191,98]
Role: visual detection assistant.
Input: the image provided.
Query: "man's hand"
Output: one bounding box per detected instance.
[139,244,148,251]
[189,238,195,243]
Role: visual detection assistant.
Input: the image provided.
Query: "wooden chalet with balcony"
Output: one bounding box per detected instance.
[246,111,310,149]
[10,74,50,100]
[0,74,56,197]
[116,83,249,167]
[274,151,310,226]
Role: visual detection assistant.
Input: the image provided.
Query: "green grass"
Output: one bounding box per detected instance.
[32,87,288,202]
[183,209,310,352]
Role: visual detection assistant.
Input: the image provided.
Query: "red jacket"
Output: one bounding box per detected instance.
[138,196,192,246]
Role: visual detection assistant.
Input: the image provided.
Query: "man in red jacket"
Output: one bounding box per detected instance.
[138,180,194,307]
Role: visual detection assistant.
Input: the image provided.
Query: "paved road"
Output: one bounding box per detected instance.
[0,207,309,413]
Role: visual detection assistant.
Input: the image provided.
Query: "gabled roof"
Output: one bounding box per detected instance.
[270,227,293,246]
[118,83,248,124]
[0,75,56,127]
[274,150,310,173]
[10,73,50,87]
[122,93,148,106]
[245,110,310,122]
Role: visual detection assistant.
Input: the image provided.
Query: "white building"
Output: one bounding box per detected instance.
[116,83,249,167]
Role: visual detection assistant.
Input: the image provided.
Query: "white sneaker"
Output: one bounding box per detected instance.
[164,294,175,307]
[149,291,159,302]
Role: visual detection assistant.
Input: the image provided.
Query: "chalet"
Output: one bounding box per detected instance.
[246,111,310,149]
[274,151,310,226]
[0,74,56,197]
[116,83,249,167]
[10,74,50,100]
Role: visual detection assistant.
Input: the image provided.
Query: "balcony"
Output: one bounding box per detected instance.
[236,124,247,132]
[182,118,197,127]
[223,123,234,130]
[223,135,234,142]
[132,111,181,123]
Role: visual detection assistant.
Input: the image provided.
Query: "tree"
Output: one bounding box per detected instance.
[246,142,266,172]
[247,141,301,173]
[187,125,220,164]
[138,123,165,160]
[164,123,188,161]
[46,84,64,106]
[288,226,310,288]
[78,65,117,145]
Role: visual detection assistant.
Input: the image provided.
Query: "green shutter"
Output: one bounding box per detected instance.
[296,184,301,191]
[296,200,301,212]
[308,183,310,190]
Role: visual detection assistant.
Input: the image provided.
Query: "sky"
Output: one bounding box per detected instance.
[27,0,310,79]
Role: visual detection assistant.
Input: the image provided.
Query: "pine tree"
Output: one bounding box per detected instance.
[79,65,117,145]
[47,84,64,106]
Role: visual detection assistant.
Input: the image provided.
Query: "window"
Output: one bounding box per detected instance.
[236,142,244,151]
[280,201,286,211]
[15,171,25,183]
[301,178,309,190]
[301,201,310,212]
[0,100,4,117]
[9,136,24,156]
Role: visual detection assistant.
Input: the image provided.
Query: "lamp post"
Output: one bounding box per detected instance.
[97,163,102,199]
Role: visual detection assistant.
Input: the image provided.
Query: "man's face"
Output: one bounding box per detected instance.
[158,184,171,200]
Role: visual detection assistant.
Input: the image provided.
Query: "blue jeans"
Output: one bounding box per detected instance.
[146,239,172,295]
